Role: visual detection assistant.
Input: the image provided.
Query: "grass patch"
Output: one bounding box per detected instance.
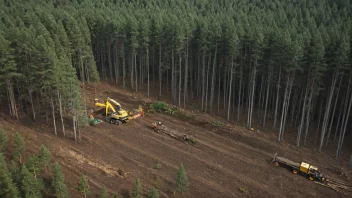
[153,162,162,169]
[212,120,223,127]
[239,187,248,194]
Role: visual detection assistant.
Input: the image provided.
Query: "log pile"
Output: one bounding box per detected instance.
[151,122,196,145]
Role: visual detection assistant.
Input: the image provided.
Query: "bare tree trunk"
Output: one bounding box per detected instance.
[278,72,294,141]
[57,91,65,136]
[209,43,218,113]
[237,63,243,121]
[315,100,324,144]
[303,81,314,145]
[184,40,189,107]
[319,71,338,152]
[217,62,221,114]
[171,48,176,103]
[50,96,57,136]
[159,43,162,96]
[247,57,257,129]
[273,67,281,129]
[178,53,182,106]
[29,89,36,121]
[201,52,206,111]
[227,58,234,121]
[263,67,272,127]
[205,54,211,113]
[7,80,18,119]
[336,77,352,157]
[135,52,138,92]
[147,48,150,98]
[297,77,309,147]
[122,43,126,89]
[326,75,342,145]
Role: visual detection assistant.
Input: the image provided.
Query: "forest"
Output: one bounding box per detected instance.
[0,0,351,158]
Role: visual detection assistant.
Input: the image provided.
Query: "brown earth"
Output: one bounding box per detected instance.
[0,82,351,198]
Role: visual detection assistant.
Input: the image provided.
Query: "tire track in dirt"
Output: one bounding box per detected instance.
[94,119,281,197]
[86,125,239,198]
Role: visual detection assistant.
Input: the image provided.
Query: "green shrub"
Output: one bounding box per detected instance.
[148,102,176,115]
[153,163,162,169]
[212,121,222,127]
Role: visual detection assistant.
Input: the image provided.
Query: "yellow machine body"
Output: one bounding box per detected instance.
[300,162,318,174]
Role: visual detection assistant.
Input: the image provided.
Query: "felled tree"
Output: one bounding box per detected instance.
[77,175,90,198]
[176,163,189,194]
[38,145,51,172]
[131,178,143,198]
[0,128,8,152]
[147,187,159,198]
[52,162,68,198]
[13,132,24,164]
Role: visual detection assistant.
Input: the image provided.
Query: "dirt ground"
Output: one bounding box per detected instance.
[0,82,351,198]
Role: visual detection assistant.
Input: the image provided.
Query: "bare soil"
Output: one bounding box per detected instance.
[0,82,351,198]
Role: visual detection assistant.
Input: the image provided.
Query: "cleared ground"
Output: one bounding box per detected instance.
[0,83,351,198]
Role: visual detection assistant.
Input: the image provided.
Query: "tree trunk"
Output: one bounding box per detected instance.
[135,52,138,92]
[29,89,36,121]
[303,81,314,145]
[122,42,126,89]
[237,63,243,122]
[171,48,176,103]
[227,58,234,121]
[7,80,18,119]
[278,72,294,141]
[147,48,150,98]
[263,67,272,127]
[315,100,324,144]
[201,52,206,111]
[326,75,342,145]
[178,53,182,106]
[205,53,211,113]
[209,43,217,113]
[159,43,162,96]
[50,96,57,136]
[57,91,65,136]
[273,67,281,129]
[184,40,189,107]
[247,57,257,129]
[319,71,338,152]
[297,77,309,147]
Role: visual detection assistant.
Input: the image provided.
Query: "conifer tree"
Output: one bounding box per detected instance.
[131,178,143,198]
[113,192,119,198]
[148,187,159,198]
[100,185,108,198]
[77,175,90,198]
[0,128,8,152]
[21,165,42,198]
[0,153,20,198]
[25,154,40,179]
[176,163,189,194]
[38,145,51,172]
[13,132,24,164]
[52,162,68,198]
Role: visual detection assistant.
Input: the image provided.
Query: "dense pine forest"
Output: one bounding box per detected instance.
[0,0,351,157]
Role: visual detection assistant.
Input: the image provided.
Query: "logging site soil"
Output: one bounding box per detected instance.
[1,83,351,198]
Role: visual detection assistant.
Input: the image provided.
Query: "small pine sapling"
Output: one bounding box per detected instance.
[100,185,108,198]
[38,145,51,172]
[52,162,68,198]
[148,187,159,198]
[112,192,119,198]
[21,165,42,198]
[131,178,143,198]
[13,132,24,164]
[77,175,90,197]
[25,154,40,179]
[176,163,189,194]
[0,153,20,198]
[0,128,8,152]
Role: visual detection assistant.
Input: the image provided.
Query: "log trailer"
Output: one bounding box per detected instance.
[271,153,326,182]
[271,153,352,195]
